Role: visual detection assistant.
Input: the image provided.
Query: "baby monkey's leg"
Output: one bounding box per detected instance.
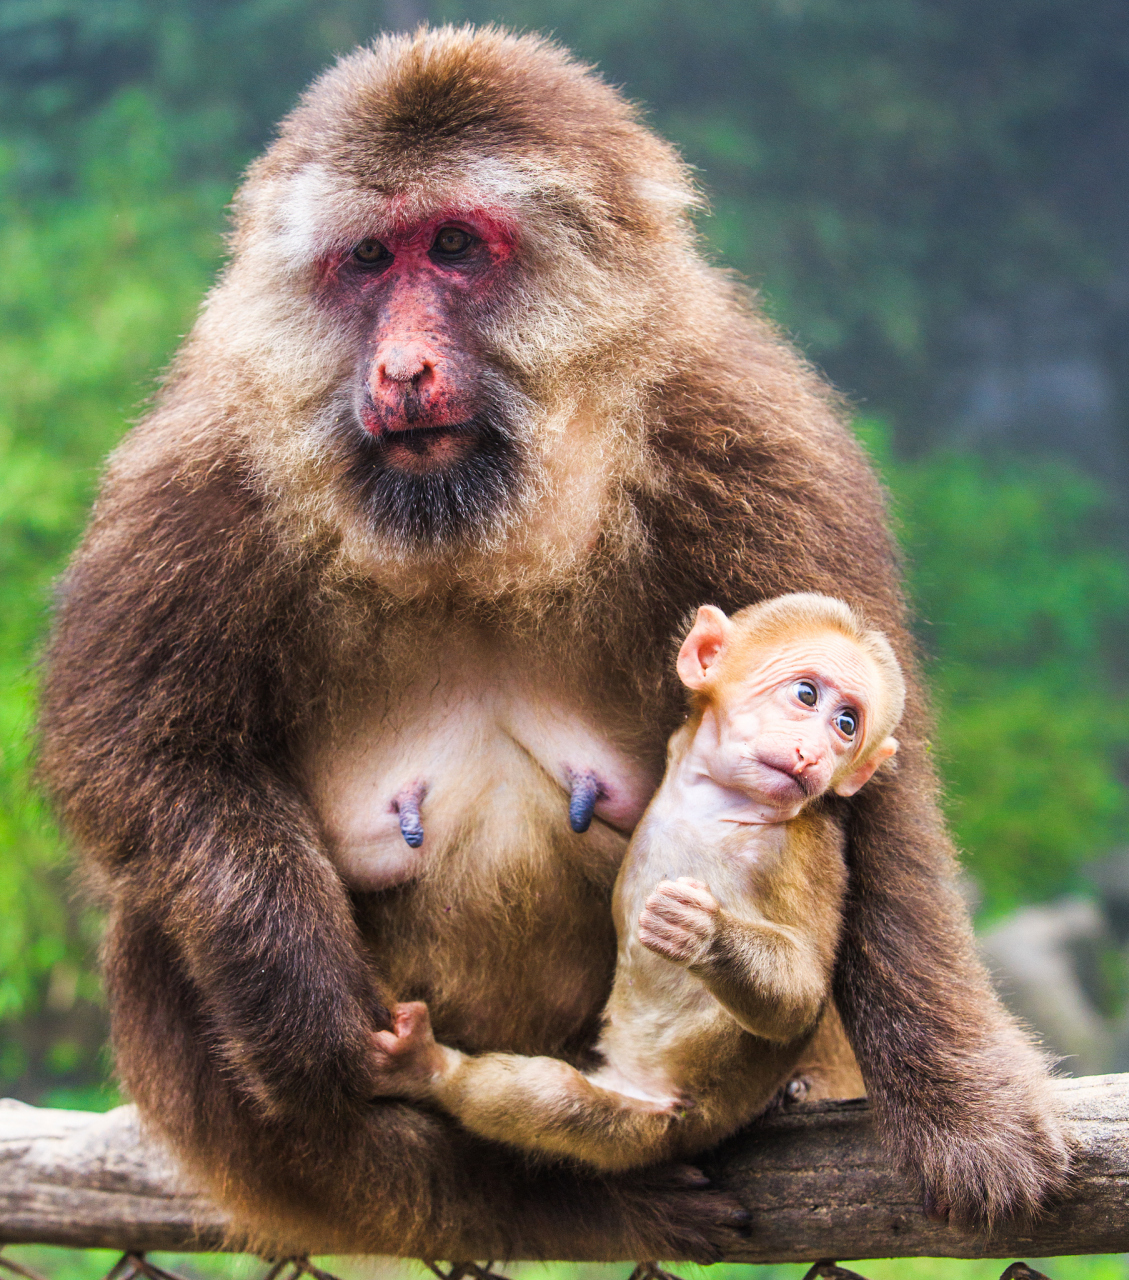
[369,1001,461,1098]
[375,1002,688,1173]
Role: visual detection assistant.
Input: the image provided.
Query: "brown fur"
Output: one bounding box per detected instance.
[39,25,1068,1259]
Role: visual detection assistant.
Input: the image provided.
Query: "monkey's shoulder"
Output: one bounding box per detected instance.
[744,807,849,923]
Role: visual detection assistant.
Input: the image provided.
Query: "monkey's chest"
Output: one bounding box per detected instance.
[304,648,662,893]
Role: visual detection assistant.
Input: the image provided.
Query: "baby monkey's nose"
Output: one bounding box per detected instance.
[792,738,825,772]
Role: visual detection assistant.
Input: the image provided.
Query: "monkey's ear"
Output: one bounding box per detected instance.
[834,737,898,797]
[676,605,732,690]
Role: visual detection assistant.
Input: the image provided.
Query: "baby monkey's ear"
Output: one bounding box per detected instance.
[834,737,898,797]
[676,605,733,690]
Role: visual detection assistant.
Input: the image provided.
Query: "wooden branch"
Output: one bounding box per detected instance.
[0,1099,229,1253]
[2,1075,1129,1262]
[720,1073,1129,1263]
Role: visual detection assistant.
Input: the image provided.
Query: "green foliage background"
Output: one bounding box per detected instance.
[1,1,1128,1274]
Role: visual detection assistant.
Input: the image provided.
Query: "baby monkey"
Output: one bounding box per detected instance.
[374,593,905,1171]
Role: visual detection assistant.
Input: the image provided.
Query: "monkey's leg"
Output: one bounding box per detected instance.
[107,905,747,1260]
[836,739,1071,1227]
[430,1047,691,1174]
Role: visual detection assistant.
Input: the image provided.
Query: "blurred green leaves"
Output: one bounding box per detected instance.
[864,426,1129,915]
[0,90,224,1102]
[5,0,1129,448]
[0,0,390,189]
[439,0,1129,446]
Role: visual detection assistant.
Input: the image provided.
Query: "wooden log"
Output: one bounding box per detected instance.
[0,1099,229,1253]
[720,1073,1129,1263]
[2,1075,1128,1262]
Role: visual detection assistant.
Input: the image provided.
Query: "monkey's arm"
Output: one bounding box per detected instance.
[837,759,1072,1226]
[38,459,389,1120]
[690,914,829,1043]
[639,878,834,1043]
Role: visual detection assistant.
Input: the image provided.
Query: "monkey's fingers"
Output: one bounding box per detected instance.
[638,919,702,964]
[640,895,716,939]
[638,933,692,963]
[372,1002,436,1060]
[391,1000,435,1041]
[909,1095,1073,1229]
[626,1164,751,1262]
[371,1028,414,1062]
[922,1187,950,1223]
[638,915,709,951]
[673,876,712,894]
[651,880,720,914]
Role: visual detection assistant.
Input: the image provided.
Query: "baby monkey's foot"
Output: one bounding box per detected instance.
[638,877,719,965]
[369,1000,453,1100]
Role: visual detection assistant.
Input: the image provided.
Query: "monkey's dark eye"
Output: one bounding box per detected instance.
[352,239,391,267]
[432,226,474,258]
[834,709,859,738]
[794,680,818,707]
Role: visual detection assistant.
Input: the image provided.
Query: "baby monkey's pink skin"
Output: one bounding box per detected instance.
[674,604,897,822]
[369,595,902,1171]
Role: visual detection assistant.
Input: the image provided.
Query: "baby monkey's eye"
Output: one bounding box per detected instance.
[834,709,859,738]
[794,680,818,707]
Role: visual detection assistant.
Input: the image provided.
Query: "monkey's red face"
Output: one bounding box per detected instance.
[342,214,516,453]
[319,209,526,545]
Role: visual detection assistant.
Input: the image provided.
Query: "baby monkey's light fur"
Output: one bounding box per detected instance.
[378,594,904,1171]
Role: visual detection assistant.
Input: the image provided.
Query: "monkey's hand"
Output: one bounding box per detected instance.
[638,877,719,965]
[370,1001,462,1101]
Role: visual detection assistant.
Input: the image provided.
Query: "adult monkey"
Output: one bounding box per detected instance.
[40,26,1067,1261]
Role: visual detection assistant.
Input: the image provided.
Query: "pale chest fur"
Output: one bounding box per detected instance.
[302,626,667,1055]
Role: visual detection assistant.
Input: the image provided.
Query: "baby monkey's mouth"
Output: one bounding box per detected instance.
[749,754,817,800]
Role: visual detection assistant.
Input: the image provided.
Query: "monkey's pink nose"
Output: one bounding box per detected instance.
[362,336,469,437]
[372,340,437,394]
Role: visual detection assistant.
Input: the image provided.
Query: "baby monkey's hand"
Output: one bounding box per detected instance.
[639,877,720,965]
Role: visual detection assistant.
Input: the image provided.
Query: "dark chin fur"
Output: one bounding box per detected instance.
[334,402,524,548]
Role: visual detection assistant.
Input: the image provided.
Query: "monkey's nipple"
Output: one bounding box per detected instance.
[567,770,605,834]
[392,784,426,849]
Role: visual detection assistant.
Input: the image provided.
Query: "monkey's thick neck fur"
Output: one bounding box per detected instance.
[40,25,1067,1261]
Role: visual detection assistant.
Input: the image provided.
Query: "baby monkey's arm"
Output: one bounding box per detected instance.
[640,876,833,1043]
